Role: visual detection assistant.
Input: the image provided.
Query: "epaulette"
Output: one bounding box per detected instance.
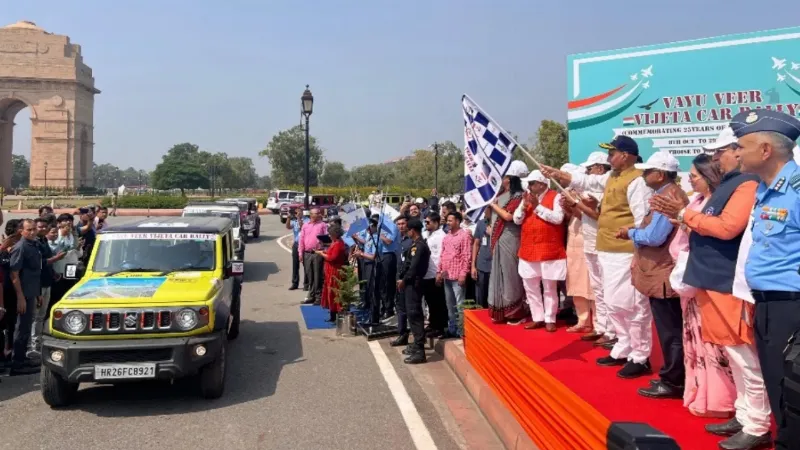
[790,174,800,192]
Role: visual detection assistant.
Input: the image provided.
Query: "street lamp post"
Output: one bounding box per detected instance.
[301,85,314,210]
[44,161,48,197]
[433,142,439,195]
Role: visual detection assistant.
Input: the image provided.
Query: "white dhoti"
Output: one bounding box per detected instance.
[724,344,772,436]
[597,251,652,364]
[518,259,566,324]
[584,252,614,338]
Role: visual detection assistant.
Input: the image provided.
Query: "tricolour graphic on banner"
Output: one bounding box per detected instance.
[462,95,519,222]
[567,27,800,170]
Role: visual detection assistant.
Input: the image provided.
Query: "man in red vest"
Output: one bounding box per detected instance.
[513,170,567,332]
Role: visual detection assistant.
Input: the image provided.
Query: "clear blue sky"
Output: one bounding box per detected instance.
[4,0,795,175]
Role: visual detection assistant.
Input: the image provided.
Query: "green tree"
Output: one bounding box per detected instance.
[11,154,30,188]
[256,175,272,190]
[259,125,324,187]
[151,142,209,195]
[320,161,349,187]
[92,163,122,188]
[529,120,569,169]
[224,156,258,189]
[349,164,395,187]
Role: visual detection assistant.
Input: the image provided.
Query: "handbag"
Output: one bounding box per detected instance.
[669,250,696,298]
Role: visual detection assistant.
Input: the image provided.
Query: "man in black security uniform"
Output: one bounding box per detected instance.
[397,218,430,365]
[390,215,413,347]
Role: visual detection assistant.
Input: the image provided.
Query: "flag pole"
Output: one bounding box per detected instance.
[462,94,579,204]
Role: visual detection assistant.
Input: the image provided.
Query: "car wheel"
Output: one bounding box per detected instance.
[41,365,79,408]
[279,217,287,224]
[228,294,241,341]
[252,220,260,238]
[199,332,227,399]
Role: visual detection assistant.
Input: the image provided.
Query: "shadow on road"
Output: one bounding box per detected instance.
[59,320,303,417]
[0,371,40,403]
[243,261,279,282]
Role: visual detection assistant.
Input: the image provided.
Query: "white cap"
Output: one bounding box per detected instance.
[580,151,611,168]
[560,163,581,175]
[703,126,738,151]
[302,210,310,216]
[634,151,680,172]
[506,160,529,177]
[415,197,424,204]
[523,170,548,184]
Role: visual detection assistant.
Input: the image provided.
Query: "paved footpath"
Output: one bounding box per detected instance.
[0,214,503,450]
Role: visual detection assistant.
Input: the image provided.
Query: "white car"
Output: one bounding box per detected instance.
[266,190,302,214]
[182,204,246,260]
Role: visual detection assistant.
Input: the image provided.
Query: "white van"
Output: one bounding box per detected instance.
[182,203,246,260]
[266,190,302,214]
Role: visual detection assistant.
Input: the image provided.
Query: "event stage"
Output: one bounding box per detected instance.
[464,309,730,450]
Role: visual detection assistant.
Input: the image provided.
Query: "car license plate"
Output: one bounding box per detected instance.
[94,363,156,380]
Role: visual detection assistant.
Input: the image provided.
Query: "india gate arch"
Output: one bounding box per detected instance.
[0,20,99,190]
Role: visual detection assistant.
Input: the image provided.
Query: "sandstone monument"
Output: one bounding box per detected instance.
[0,20,99,189]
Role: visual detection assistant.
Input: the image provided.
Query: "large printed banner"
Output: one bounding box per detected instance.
[567,27,800,170]
[461,95,518,222]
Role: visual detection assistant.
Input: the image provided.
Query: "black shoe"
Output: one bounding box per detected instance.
[289,286,298,291]
[601,340,617,350]
[390,334,409,347]
[404,352,426,364]
[596,356,627,367]
[301,298,315,305]
[402,346,416,355]
[705,418,743,437]
[718,431,771,450]
[638,380,683,399]
[617,360,652,379]
[427,329,444,339]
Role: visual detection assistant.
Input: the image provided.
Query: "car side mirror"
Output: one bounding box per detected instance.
[64,263,85,280]
[225,261,244,278]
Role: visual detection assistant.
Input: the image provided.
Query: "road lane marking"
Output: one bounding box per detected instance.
[276,232,437,450]
[369,340,438,450]
[276,233,293,254]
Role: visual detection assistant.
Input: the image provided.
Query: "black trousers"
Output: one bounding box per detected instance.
[396,280,407,334]
[475,270,490,309]
[291,242,300,288]
[303,252,324,302]
[752,293,800,448]
[650,297,685,389]
[421,278,447,332]
[360,262,378,322]
[405,281,425,351]
[377,253,397,316]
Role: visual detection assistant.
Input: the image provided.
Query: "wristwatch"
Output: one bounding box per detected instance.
[677,207,687,223]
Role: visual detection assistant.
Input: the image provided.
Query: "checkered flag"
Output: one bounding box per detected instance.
[462,95,518,222]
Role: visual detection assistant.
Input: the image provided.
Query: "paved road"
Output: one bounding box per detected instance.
[0,214,492,450]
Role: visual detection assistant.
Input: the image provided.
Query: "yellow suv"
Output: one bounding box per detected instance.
[40,217,244,407]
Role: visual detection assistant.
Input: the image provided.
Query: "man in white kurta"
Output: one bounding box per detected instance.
[542,136,654,378]
[513,170,567,332]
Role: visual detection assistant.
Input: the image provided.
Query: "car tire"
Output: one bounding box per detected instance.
[253,220,260,238]
[279,217,287,224]
[228,293,241,341]
[41,365,79,408]
[199,332,227,399]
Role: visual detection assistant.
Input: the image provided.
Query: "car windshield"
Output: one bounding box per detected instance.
[183,210,240,227]
[93,233,217,274]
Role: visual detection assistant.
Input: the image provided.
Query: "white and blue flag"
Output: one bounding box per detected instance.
[461,95,519,222]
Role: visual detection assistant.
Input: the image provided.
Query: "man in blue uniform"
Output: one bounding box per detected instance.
[733,108,800,450]
[390,215,414,347]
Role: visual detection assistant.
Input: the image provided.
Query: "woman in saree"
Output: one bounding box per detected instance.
[317,225,348,322]
[486,160,529,324]
[668,154,735,418]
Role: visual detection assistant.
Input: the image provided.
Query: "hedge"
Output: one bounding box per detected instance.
[100,196,191,209]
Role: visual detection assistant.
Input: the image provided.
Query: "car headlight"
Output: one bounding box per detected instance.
[175,309,198,331]
[63,311,88,334]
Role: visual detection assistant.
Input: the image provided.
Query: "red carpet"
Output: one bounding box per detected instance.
[464,309,729,449]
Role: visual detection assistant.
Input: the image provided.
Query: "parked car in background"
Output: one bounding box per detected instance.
[221,198,260,238]
[279,194,336,223]
[266,190,302,214]
[183,203,246,260]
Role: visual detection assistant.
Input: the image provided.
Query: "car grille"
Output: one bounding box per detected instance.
[78,348,173,365]
[88,311,175,333]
